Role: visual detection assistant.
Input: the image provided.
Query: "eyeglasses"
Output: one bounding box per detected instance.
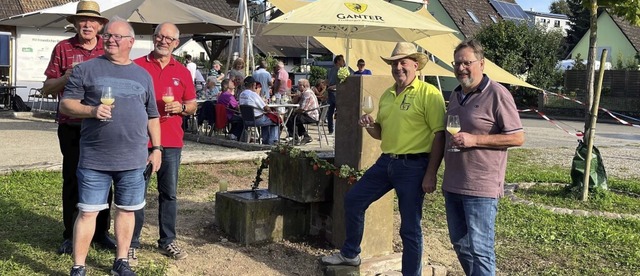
[451,60,480,68]
[357,64,365,66]
[154,34,178,43]
[102,33,132,41]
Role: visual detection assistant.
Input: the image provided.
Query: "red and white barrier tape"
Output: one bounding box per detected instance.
[518,108,584,138]
[536,90,640,128]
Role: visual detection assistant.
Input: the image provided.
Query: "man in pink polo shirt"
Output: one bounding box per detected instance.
[443,39,525,275]
[42,0,115,255]
[131,22,197,264]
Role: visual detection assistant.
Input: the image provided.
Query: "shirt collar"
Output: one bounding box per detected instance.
[145,52,179,66]
[453,74,490,94]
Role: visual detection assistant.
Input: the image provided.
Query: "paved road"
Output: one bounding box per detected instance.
[1,112,639,173]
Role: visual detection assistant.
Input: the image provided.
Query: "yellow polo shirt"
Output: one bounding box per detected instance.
[376,77,446,154]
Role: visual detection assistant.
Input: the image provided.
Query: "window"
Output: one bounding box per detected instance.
[466,10,480,24]
[489,15,498,23]
[554,20,560,27]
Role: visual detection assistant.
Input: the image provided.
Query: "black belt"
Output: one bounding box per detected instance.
[384,153,429,160]
[255,114,264,119]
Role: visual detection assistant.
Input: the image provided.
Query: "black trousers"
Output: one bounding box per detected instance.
[58,123,112,240]
[286,113,317,137]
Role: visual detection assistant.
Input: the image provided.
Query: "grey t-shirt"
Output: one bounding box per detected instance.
[63,56,159,171]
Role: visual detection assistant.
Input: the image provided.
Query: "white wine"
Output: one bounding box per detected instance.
[362,106,374,114]
[101,98,115,105]
[162,96,174,103]
[447,127,461,135]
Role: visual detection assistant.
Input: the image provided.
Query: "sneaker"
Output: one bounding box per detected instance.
[70,265,86,276]
[127,247,138,267]
[321,252,361,266]
[229,134,238,141]
[111,258,135,276]
[58,239,73,255]
[301,136,313,144]
[160,242,188,260]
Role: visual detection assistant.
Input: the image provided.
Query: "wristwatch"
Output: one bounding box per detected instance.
[181,104,186,113]
[151,145,164,152]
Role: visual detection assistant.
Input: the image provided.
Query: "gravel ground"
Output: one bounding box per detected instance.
[2,111,640,179]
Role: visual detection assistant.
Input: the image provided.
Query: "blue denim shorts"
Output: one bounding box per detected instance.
[76,167,147,212]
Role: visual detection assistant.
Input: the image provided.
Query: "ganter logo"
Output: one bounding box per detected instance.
[345,3,367,13]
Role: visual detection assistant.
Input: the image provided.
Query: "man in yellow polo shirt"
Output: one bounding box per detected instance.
[321,42,446,275]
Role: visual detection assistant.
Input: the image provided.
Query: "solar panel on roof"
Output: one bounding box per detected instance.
[489,0,528,21]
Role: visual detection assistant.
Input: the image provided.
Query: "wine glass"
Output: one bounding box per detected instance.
[361,96,375,128]
[100,86,115,122]
[447,115,461,152]
[162,87,174,118]
[72,54,83,67]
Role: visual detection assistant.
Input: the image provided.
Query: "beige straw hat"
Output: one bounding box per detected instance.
[380,42,429,70]
[66,0,109,24]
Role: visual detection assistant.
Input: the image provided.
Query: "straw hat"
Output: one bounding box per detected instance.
[66,0,109,24]
[380,42,429,70]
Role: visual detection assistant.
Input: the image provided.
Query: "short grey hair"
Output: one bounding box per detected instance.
[154,22,180,38]
[105,16,135,37]
[454,39,484,60]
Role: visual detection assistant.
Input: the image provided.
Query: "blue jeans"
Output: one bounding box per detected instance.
[76,167,146,212]
[443,191,498,276]
[132,148,181,248]
[327,91,336,133]
[254,115,280,145]
[341,154,428,276]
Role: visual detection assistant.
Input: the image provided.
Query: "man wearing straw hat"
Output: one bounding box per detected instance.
[42,0,115,256]
[321,42,446,276]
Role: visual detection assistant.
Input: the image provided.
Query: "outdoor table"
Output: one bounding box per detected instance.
[268,103,298,136]
[0,85,27,110]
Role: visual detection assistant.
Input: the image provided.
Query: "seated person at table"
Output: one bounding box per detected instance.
[287,79,319,145]
[198,77,219,101]
[217,79,243,140]
[312,79,328,104]
[238,76,280,145]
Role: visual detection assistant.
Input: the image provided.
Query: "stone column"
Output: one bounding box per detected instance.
[331,75,395,258]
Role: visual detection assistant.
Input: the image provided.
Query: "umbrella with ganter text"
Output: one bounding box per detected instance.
[262,0,456,65]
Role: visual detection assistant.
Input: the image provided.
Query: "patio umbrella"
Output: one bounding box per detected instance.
[0,0,242,35]
[261,0,456,65]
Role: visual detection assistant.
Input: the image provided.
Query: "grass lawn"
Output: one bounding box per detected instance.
[1,149,639,275]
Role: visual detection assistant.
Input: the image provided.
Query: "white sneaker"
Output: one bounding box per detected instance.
[320,252,361,266]
[229,134,238,140]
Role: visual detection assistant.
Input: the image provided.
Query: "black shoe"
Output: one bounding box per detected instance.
[92,234,116,250]
[69,265,86,276]
[111,258,135,276]
[301,136,313,144]
[58,239,73,255]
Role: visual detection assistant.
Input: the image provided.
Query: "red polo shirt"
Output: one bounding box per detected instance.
[44,34,104,124]
[134,53,196,148]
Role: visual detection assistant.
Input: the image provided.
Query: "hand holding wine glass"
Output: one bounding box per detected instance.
[72,54,83,67]
[361,96,375,128]
[162,87,174,118]
[100,86,114,122]
[447,115,461,152]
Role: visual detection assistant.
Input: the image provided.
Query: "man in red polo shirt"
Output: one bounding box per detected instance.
[130,22,197,264]
[42,0,115,255]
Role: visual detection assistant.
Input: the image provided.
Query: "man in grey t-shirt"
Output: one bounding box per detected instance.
[60,18,161,276]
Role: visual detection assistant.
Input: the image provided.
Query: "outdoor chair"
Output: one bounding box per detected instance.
[27,88,56,112]
[292,104,330,148]
[239,105,263,144]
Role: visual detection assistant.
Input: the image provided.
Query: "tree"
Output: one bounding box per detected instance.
[579,0,640,201]
[550,0,571,15]
[474,20,565,91]
[565,0,590,55]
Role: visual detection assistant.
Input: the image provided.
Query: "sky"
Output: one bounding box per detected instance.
[515,0,553,13]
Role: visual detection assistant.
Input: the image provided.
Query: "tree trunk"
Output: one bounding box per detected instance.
[583,0,598,135]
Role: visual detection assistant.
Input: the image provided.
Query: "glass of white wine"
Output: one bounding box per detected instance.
[72,54,83,67]
[100,86,115,122]
[162,87,174,118]
[447,115,461,152]
[362,95,375,128]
